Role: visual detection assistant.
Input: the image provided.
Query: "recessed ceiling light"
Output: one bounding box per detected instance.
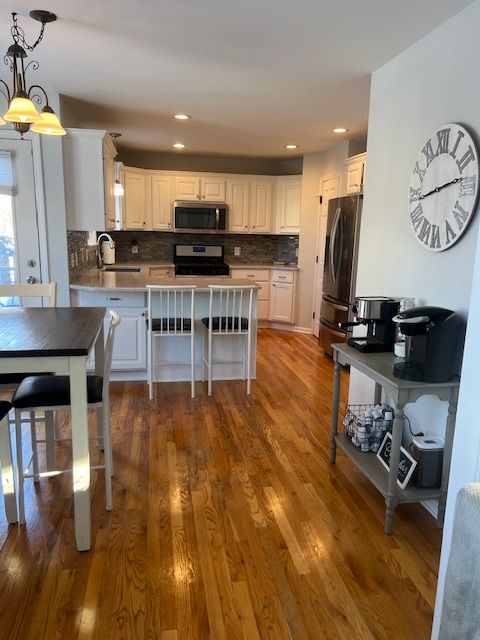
[174,114,191,120]
[285,144,298,149]
[173,143,186,149]
[334,128,348,133]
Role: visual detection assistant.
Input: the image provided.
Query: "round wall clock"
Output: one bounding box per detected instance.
[408,123,479,251]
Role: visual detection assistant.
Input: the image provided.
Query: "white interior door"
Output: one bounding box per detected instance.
[0,139,42,306]
[312,175,340,337]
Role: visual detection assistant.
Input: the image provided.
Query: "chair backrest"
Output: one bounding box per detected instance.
[0,282,57,308]
[208,284,256,334]
[102,310,121,398]
[147,285,196,335]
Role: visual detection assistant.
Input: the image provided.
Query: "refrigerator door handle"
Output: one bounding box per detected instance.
[329,207,341,285]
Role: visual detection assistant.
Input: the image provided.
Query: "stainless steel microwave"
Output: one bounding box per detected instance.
[173,201,228,233]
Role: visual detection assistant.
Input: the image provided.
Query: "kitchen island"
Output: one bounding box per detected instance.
[70,269,260,384]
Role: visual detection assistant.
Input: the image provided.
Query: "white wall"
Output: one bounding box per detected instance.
[296,141,349,330]
[39,134,70,306]
[350,2,480,637]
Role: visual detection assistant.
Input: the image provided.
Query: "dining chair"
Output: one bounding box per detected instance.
[11,310,121,523]
[147,284,197,399]
[201,284,256,396]
[0,401,17,524]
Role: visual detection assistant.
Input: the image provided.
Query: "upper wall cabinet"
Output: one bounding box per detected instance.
[344,153,366,195]
[275,176,301,234]
[227,177,275,233]
[121,167,173,231]
[122,167,150,229]
[63,128,117,231]
[173,174,226,201]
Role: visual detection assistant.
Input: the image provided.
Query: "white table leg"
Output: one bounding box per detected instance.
[0,417,18,524]
[69,355,91,551]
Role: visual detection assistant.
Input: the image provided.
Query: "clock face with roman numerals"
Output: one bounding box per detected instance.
[409,123,479,251]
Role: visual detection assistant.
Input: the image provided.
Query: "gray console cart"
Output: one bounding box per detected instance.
[329,343,459,534]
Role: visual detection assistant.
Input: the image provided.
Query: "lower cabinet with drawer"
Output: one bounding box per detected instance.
[230,268,270,320]
[269,269,296,323]
[74,290,147,370]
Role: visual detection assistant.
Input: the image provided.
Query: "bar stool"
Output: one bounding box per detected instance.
[201,284,256,396]
[147,285,197,399]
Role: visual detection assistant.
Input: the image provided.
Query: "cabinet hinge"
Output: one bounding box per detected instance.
[319,195,323,204]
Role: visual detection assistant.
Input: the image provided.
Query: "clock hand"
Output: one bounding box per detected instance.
[420,177,463,199]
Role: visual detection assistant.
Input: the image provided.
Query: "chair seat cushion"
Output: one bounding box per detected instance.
[201,316,249,331]
[12,374,104,409]
[149,317,192,332]
[0,400,12,420]
[0,372,52,385]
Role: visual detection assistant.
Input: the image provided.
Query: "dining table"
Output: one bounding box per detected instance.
[0,306,106,551]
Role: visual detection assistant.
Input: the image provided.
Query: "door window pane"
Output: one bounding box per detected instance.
[0,193,18,306]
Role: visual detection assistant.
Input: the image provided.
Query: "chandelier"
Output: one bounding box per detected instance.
[0,10,65,137]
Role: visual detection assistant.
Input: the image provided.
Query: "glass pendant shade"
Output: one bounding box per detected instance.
[30,108,66,136]
[113,180,124,197]
[4,96,41,123]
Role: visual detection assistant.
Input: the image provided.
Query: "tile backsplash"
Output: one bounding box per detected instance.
[67,231,299,273]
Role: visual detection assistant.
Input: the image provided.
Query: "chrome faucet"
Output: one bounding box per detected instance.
[97,233,115,269]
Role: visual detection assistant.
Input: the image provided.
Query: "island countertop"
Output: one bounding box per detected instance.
[70,269,261,292]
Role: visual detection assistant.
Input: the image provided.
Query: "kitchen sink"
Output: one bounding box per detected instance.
[103,266,141,272]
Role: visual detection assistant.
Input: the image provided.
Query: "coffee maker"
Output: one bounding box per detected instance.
[341,296,400,353]
[392,306,465,382]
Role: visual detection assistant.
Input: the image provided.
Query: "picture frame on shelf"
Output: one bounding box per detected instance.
[376,432,417,489]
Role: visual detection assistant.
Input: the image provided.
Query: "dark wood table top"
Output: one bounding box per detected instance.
[0,307,105,358]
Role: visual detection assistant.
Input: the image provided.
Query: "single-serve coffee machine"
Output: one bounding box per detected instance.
[340,296,400,353]
[392,306,465,382]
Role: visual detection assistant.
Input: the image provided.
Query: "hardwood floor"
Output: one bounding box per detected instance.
[0,329,441,639]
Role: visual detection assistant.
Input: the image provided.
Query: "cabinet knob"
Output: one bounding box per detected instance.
[252,225,256,229]
[245,225,248,229]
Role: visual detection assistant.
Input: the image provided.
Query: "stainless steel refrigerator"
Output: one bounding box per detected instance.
[319,194,363,357]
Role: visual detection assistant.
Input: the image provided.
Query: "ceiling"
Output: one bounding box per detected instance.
[0,0,474,157]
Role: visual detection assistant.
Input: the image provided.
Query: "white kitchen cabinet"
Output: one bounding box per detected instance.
[121,168,173,231]
[344,153,366,195]
[250,179,274,232]
[227,177,274,233]
[63,128,118,231]
[275,176,301,233]
[269,269,296,323]
[227,178,250,232]
[151,174,173,230]
[173,174,226,201]
[74,290,147,370]
[230,268,270,320]
[122,167,149,229]
[107,308,146,370]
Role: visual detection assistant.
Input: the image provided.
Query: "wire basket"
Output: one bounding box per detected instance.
[343,404,394,453]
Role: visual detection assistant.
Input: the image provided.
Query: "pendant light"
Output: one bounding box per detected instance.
[110,133,124,197]
[0,11,65,138]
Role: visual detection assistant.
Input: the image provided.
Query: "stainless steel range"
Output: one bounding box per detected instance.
[174,244,230,276]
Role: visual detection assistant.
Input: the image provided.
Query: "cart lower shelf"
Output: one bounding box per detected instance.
[334,433,442,503]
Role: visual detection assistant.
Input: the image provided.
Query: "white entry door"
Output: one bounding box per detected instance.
[0,138,42,306]
[312,175,340,337]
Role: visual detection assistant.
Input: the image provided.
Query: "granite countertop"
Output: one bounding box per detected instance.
[70,261,299,292]
[70,268,261,292]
